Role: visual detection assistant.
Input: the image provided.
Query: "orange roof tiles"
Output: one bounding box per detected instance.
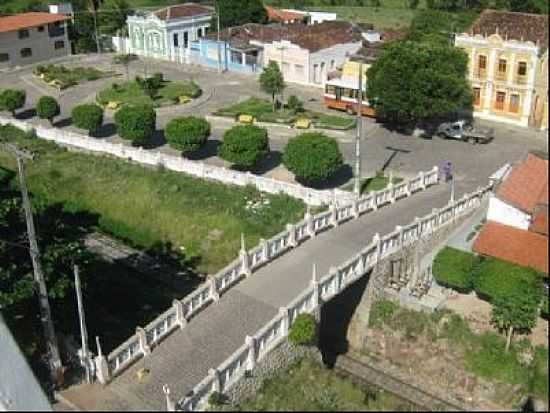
[473,221,548,274]
[265,6,306,23]
[0,12,69,34]
[153,3,213,21]
[531,207,549,236]
[496,153,548,214]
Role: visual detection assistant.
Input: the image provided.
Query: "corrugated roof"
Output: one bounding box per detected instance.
[153,3,214,21]
[473,221,548,274]
[0,12,68,34]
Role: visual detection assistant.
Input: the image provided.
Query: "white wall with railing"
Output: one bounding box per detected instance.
[176,183,492,411]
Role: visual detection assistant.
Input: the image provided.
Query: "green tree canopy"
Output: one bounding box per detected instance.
[260,61,286,112]
[283,133,343,184]
[71,103,104,136]
[36,96,61,125]
[217,0,268,28]
[114,104,156,146]
[99,0,131,35]
[0,89,26,116]
[165,116,210,155]
[218,124,269,169]
[366,41,473,124]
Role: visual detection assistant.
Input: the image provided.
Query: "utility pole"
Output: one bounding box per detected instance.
[2,143,63,384]
[216,1,222,74]
[90,0,101,54]
[353,62,364,196]
[74,265,91,384]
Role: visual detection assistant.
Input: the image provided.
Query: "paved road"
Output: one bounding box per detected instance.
[61,180,469,411]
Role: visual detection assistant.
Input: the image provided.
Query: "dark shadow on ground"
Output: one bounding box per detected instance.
[251,150,283,175]
[145,129,167,149]
[297,164,354,190]
[319,272,370,368]
[187,138,221,160]
[95,122,117,138]
[54,117,72,128]
[16,108,37,120]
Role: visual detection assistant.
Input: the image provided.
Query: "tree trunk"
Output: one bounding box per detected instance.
[125,64,130,82]
[272,93,276,112]
[505,325,513,353]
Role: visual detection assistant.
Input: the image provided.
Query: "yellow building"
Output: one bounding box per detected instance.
[454,10,548,130]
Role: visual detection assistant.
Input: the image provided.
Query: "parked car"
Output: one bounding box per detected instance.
[436,120,494,144]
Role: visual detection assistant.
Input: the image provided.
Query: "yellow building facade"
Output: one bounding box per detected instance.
[454,10,548,130]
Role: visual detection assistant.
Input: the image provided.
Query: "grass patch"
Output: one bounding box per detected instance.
[34,64,116,89]
[238,357,412,411]
[96,79,201,108]
[0,124,305,274]
[433,247,478,292]
[340,171,403,194]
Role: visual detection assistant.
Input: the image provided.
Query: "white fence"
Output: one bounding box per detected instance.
[0,116,357,207]
[177,183,492,411]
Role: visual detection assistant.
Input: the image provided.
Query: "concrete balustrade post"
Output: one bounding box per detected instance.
[239,233,251,277]
[136,327,151,355]
[329,266,340,293]
[396,225,404,247]
[279,307,290,335]
[173,299,188,329]
[405,179,412,197]
[372,193,379,211]
[94,336,111,384]
[433,166,439,183]
[163,384,176,411]
[352,198,360,219]
[388,171,395,203]
[286,223,297,247]
[305,206,316,238]
[260,238,269,261]
[209,368,222,393]
[245,335,257,371]
[310,264,321,320]
[209,276,220,302]
[330,203,339,227]
[419,171,426,190]
[414,217,422,238]
[156,151,163,166]
[373,233,382,263]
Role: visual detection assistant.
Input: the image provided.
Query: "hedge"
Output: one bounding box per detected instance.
[71,103,103,136]
[36,96,60,124]
[114,104,156,146]
[433,247,478,293]
[165,116,210,154]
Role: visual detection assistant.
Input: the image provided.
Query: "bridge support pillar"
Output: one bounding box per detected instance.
[173,299,188,329]
[136,327,151,355]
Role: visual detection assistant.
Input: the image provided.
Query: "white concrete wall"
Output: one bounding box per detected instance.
[263,40,310,85]
[309,41,362,87]
[487,196,531,230]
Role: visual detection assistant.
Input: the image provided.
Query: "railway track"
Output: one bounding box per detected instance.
[334,354,466,411]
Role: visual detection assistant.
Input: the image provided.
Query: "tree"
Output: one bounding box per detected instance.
[36,96,61,125]
[288,313,317,346]
[114,104,156,146]
[217,0,268,28]
[491,283,542,352]
[366,41,473,125]
[287,95,304,114]
[260,61,286,112]
[99,0,131,36]
[218,124,269,169]
[283,133,343,184]
[165,116,210,155]
[72,104,104,136]
[0,89,26,117]
[113,53,138,81]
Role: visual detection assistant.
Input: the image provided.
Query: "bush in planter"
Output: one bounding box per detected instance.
[165,116,210,154]
[433,247,477,293]
[218,124,269,169]
[0,89,26,116]
[36,96,61,125]
[289,313,317,346]
[114,104,156,146]
[287,95,304,113]
[283,133,343,184]
[71,103,103,135]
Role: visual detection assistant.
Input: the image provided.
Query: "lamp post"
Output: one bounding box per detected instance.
[350,54,369,196]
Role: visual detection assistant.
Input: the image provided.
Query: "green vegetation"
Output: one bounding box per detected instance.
[96,78,201,108]
[369,300,549,402]
[363,171,403,193]
[214,97,355,130]
[33,64,116,90]
[0,124,305,275]
[165,116,211,155]
[239,357,412,411]
[36,96,61,125]
[542,294,549,319]
[283,132,344,184]
[408,9,479,44]
[288,313,317,346]
[260,61,286,112]
[433,246,478,292]
[218,0,268,28]
[219,125,270,170]
[114,104,156,146]
[71,104,104,136]
[0,89,26,116]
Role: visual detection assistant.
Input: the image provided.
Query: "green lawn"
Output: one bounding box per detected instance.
[34,64,117,90]
[0,125,305,274]
[215,97,355,130]
[340,171,403,194]
[96,79,201,108]
[237,357,413,411]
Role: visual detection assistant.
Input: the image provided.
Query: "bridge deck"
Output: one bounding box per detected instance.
[65,182,457,411]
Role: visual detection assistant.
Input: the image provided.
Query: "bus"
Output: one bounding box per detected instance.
[324,77,376,117]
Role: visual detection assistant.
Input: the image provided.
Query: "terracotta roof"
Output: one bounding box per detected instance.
[473,221,548,274]
[0,12,68,34]
[531,207,549,236]
[496,153,548,214]
[209,21,362,52]
[153,3,214,21]
[265,6,306,23]
[469,9,549,51]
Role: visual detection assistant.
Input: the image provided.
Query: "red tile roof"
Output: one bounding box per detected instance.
[531,207,549,236]
[496,153,548,214]
[265,6,307,23]
[0,12,68,34]
[153,3,214,21]
[473,221,548,274]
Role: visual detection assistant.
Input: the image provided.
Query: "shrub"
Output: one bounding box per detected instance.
[0,89,26,116]
[114,104,156,146]
[283,133,343,184]
[541,294,549,319]
[208,391,226,407]
[165,116,210,154]
[473,257,543,303]
[369,299,399,328]
[433,247,477,292]
[71,104,103,136]
[287,95,304,113]
[218,124,269,169]
[288,313,317,346]
[36,96,60,125]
